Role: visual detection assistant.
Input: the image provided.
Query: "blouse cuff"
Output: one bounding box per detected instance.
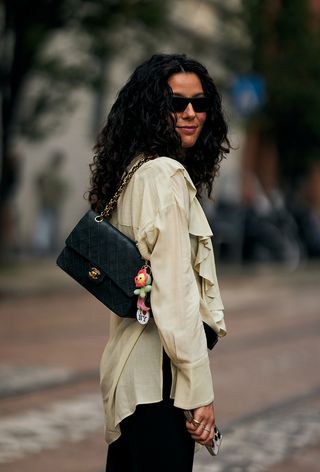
[171,357,214,410]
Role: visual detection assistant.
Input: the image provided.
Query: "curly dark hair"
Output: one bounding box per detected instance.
[89,53,230,212]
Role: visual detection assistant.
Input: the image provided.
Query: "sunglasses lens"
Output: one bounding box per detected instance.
[193,98,209,112]
[172,97,188,112]
[171,97,209,113]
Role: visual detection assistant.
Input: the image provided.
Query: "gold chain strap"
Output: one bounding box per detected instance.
[95,156,150,222]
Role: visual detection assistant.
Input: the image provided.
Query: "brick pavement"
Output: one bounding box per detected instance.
[194,394,320,471]
[0,260,319,471]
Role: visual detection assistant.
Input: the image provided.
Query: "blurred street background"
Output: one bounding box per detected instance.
[1,1,320,471]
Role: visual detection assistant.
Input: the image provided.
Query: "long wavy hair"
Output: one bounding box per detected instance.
[89,53,230,212]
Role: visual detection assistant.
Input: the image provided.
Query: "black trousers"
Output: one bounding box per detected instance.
[106,351,195,472]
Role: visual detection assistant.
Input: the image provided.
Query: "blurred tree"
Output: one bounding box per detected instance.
[0,0,168,250]
[242,0,320,188]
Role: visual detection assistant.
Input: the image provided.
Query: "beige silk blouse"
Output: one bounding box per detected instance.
[100,156,226,444]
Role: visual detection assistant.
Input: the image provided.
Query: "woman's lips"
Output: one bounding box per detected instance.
[176,126,198,135]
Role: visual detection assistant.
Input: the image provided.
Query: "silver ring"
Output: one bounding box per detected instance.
[193,419,201,425]
[204,427,211,433]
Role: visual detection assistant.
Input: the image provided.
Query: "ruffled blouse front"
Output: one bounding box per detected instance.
[100,157,226,445]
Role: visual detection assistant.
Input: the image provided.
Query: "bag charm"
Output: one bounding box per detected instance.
[134,265,152,324]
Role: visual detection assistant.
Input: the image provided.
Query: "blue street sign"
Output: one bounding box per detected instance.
[231,75,266,117]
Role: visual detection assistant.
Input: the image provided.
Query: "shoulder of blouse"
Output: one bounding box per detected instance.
[133,156,197,194]
[140,156,185,173]
[126,156,199,242]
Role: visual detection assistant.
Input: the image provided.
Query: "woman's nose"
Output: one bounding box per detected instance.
[182,102,196,117]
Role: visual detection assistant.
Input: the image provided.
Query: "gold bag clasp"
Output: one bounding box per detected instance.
[88,267,101,280]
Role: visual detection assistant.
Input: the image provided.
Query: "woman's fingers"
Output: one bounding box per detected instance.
[191,424,214,444]
[185,403,216,445]
[185,419,214,444]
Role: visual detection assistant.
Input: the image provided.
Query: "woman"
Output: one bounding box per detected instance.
[89,53,230,471]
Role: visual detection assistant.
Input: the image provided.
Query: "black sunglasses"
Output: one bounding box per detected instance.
[171,96,210,113]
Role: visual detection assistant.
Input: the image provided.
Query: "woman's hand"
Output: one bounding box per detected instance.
[185,403,215,445]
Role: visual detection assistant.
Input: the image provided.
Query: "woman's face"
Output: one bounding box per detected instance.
[168,72,207,148]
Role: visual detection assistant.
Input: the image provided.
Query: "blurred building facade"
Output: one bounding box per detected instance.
[12,0,244,255]
[236,0,320,264]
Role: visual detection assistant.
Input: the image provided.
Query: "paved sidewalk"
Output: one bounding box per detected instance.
[0,257,77,300]
[0,259,319,471]
[194,393,320,471]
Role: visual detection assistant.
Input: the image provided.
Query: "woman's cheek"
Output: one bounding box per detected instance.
[198,112,207,124]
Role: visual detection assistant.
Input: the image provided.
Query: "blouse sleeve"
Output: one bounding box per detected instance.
[136,168,214,410]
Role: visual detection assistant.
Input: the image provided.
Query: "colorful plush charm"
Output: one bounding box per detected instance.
[134,266,152,325]
[134,267,152,298]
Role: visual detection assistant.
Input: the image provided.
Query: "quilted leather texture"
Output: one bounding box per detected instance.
[56,210,144,318]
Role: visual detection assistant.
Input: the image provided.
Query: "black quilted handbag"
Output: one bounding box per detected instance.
[56,157,149,318]
[56,209,145,318]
